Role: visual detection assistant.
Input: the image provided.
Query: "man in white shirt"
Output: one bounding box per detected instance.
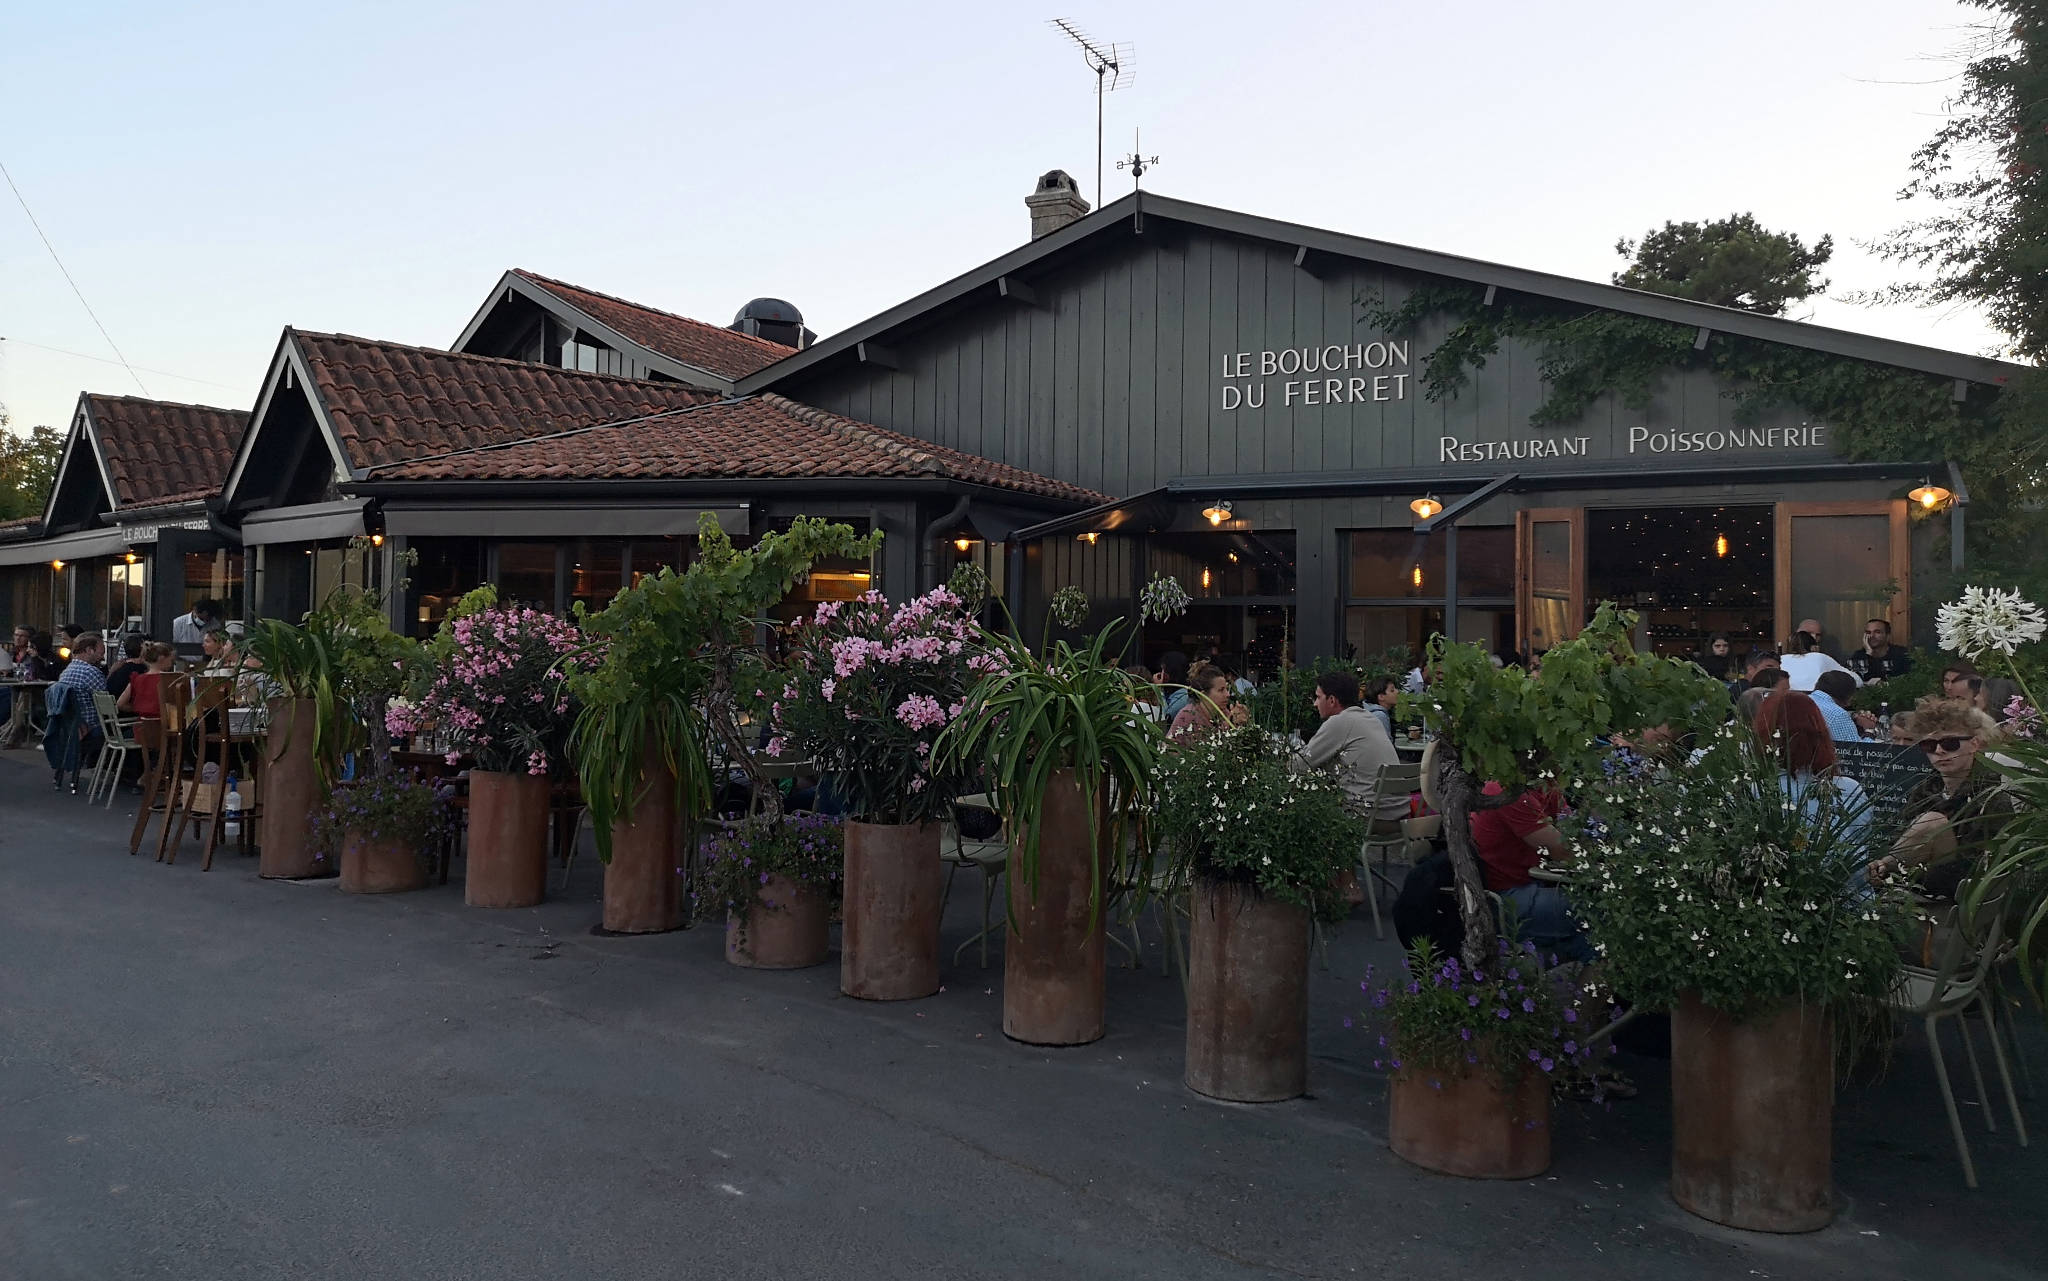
[1779,629,1858,692]
[1290,670,1406,829]
[171,598,221,648]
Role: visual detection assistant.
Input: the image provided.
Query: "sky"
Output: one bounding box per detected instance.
[0,0,2015,437]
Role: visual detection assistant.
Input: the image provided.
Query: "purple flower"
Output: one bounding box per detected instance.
[1563,1009,1578,1024]
[1467,995,1480,1007]
[1496,1008,1511,1020]
[1341,1016,1353,1029]
[1563,1040,1578,1055]
[1521,997,1536,1014]
[1540,1058,1555,1072]
[1458,1027,1471,1041]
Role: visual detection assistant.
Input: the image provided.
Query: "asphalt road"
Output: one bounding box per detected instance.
[1,758,2040,1280]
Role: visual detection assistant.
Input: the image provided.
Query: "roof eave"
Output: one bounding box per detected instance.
[743,191,2029,392]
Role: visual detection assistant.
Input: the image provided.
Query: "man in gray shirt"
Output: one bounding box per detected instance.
[1290,670,1407,832]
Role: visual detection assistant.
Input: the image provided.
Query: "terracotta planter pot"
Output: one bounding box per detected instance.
[603,744,682,934]
[726,874,831,969]
[1389,1066,1552,1179]
[840,820,942,1000]
[465,769,551,908]
[1184,877,1310,1102]
[259,697,327,879]
[339,831,426,894]
[1004,769,1107,1045]
[1670,993,1835,1233]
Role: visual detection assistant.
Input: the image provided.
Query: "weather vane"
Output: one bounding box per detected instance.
[1049,18,1134,207]
[1116,129,1159,193]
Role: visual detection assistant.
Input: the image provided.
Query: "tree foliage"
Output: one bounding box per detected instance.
[1864,2,2048,362]
[0,415,63,523]
[1614,212,1833,315]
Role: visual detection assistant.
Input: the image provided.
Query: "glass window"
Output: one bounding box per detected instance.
[1147,532,1296,599]
[104,557,146,636]
[1345,605,1443,659]
[1789,513,1892,652]
[1347,527,1511,601]
[628,538,692,586]
[184,548,245,623]
[412,538,485,633]
[567,539,629,616]
[496,543,558,612]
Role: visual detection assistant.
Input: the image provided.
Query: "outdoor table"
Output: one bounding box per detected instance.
[1527,864,1569,885]
[0,679,53,748]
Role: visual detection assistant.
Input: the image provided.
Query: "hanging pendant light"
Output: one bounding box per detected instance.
[1409,493,1444,520]
[1411,564,1424,590]
[1907,478,1954,511]
[1714,533,1729,558]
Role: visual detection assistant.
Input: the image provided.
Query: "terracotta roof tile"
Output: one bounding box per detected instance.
[292,331,719,471]
[84,395,248,511]
[364,392,1107,506]
[513,270,795,381]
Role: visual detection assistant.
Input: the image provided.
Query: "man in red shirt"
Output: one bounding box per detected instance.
[1470,783,1597,964]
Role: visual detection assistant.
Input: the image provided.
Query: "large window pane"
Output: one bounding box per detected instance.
[1789,514,1891,654]
[1345,605,1441,660]
[1148,532,1296,599]
[1458,527,1515,598]
[496,543,557,612]
[1350,530,1439,599]
[184,548,245,623]
[412,538,485,634]
[567,539,629,616]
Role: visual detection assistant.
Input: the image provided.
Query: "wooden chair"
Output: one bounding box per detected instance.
[168,678,238,869]
[132,677,193,859]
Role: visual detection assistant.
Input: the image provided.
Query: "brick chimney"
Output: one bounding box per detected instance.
[1025,169,1090,240]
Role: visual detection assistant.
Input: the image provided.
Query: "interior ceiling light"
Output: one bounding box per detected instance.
[1714,534,1729,559]
[953,536,975,552]
[1411,565,1424,589]
[1409,493,1444,520]
[1907,478,1954,511]
[1201,499,1233,527]
[1201,567,1213,590]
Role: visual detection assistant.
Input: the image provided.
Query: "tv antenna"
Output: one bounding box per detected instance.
[1116,129,1159,193]
[1049,18,1133,207]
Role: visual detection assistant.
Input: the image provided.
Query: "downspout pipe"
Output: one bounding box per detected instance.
[919,494,972,593]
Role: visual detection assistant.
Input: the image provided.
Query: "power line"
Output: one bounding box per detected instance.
[0,157,150,397]
[0,335,241,392]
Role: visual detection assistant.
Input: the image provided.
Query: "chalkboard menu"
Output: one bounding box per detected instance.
[1832,741,1934,819]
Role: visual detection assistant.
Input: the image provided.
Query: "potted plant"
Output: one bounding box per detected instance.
[1151,724,1362,1098]
[570,513,878,934]
[241,554,422,879]
[393,590,592,908]
[316,771,448,893]
[697,812,844,968]
[931,577,1173,1044]
[1364,939,1603,1178]
[1566,724,1905,1232]
[773,583,982,1001]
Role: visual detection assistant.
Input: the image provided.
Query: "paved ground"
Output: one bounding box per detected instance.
[1,753,2042,1280]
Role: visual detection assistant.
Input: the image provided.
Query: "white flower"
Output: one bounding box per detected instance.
[1937,585,2047,659]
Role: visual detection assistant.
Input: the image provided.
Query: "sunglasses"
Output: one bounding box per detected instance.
[1915,736,1971,755]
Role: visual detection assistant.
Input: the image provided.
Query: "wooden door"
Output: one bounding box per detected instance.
[1774,500,1911,649]
[1516,507,1585,656]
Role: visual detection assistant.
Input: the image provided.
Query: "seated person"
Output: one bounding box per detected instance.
[1289,671,1405,832]
[1362,676,1399,743]
[1810,669,1874,742]
[1870,699,2012,903]
[117,642,177,718]
[1168,661,1249,744]
[1752,691,1872,847]
[1470,781,1597,965]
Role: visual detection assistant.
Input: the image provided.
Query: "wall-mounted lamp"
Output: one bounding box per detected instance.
[1714,533,1729,559]
[1409,493,1444,520]
[1201,499,1233,527]
[49,559,64,572]
[370,532,386,547]
[1907,478,1954,511]
[1075,531,1101,545]
[952,536,975,553]
[123,551,139,564]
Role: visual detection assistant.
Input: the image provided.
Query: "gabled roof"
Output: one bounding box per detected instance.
[739,191,2027,394]
[452,269,796,389]
[512,271,794,380]
[84,394,248,511]
[356,392,1107,506]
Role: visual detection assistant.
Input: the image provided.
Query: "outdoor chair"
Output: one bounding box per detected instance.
[132,677,193,859]
[941,792,1008,967]
[1885,893,2029,1189]
[169,678,239,870]
[1357,761,1424,939]
[86,690,143,808]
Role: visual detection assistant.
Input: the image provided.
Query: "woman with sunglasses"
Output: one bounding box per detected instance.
[1872,699,2013,903]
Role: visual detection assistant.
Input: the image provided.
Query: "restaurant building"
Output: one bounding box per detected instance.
[0,176,2021,666]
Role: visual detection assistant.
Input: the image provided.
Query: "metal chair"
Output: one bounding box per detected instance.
[1356,761,1424,939]
[87,691,142,807]
[1886,895,2029,1188]
[940,793,1009,967]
